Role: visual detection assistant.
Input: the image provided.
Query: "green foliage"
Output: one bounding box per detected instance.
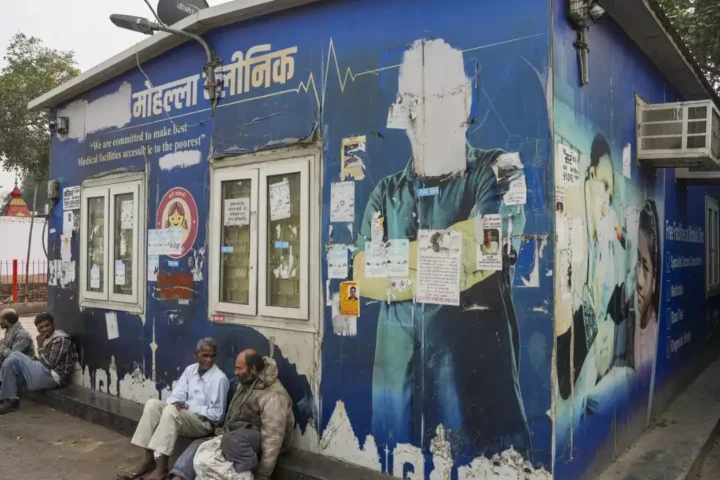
[658,0,720,92]
[0,33,80,180]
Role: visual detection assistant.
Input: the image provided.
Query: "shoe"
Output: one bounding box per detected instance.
[0,399,19,415]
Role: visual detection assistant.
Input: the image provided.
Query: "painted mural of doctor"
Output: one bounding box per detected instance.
[353,38,531,461]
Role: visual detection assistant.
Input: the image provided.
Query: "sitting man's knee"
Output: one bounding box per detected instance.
[144,398,165,412]
[161,404,180,418]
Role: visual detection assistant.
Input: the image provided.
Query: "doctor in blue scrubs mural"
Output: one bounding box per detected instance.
[352,38,532,459]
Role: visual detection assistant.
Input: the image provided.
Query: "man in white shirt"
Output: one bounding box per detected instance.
[117,338,229,480]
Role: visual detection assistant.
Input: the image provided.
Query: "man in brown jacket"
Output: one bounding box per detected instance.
[170,349,294,480]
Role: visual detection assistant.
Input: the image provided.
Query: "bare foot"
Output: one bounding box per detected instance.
[143,468,170,480]
[143,455,169,480]
[114,450,155,480]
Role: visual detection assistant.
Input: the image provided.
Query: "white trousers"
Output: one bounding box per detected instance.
[131,399,213,456]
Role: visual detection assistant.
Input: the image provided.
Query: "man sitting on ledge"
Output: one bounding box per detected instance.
[0,308,35,367]
[169,349,295,480]
[0,312,74,414]
[117,338,229,480]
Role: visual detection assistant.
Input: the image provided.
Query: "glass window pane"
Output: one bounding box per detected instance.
[220,179,253,304]
[266,172,301,308]
[113,193,134,295]
[87,196,105,293]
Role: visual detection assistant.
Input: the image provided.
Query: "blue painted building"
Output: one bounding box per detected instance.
[29,0,720,478]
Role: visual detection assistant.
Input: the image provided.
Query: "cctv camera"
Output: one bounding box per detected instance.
[48,119,57,132]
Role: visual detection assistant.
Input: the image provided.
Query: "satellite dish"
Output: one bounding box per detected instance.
[157,0,209,25]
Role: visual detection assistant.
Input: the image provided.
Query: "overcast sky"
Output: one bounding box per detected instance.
[0,0,225,195]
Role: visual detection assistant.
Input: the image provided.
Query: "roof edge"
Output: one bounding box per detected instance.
[28,0,323,111]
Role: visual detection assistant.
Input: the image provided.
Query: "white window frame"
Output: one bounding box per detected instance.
[707,196,720,297]
[80,173,145,313]
[209,149,319,333]
[211,168,259,317]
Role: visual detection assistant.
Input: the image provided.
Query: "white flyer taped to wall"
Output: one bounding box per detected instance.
[147,228,182,255]
[370,214,384,255]
[557,143,580,187]
[328,244,348,279]
[224,198,250,226]
[269,179,291,221]
[114,260,126,286]
[623,143,632,179]
[60,234,72,262]
[63,211,74,236]
[63,186,80,210]
[365,248,387,278]
[48,260,58,286]
[120,200,134,230]
[105,312,119,340]
[386,239,409,277]
[90,264,101,289]
[416,229,462,306]
[147,255,159,282]
[504,176,527,206]
[476,215,503,271]
[330,181,355,223]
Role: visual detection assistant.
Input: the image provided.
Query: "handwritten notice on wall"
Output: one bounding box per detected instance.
[224,198,250,226]
[148,228,182,255]
[387,239,410,277]
[557,143,580,187]
[328,244,349,279]
[63,186,80,211]
[416,230,462,306]
[105,312,119,340]
[269,180,291,221]
[330,181,355,223]
[476,214,503,271]
[504,177,527,206]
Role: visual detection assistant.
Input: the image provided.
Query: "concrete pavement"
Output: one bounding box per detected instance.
[0,401,142,480]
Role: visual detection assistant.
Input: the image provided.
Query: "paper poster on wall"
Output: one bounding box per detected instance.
[105,312,119,340]
[63,186,80,211]
[328,244,349,279]
[386,239,409,277]
[63,211,74,236]
[557,143,581,187]
[339,281,360,317]
[147,228,183,255]
[370,214,384,255]
[416,229,462,306]
[90,264,101,289]
[60,235,72,262]
[269,179,291,221]
[476,215,503,271]
[114,260,126,286]
[120,200,134,230]
[147,255,159,282]
[48,260,58,287]
[341,135,367,181]
[224,198,250,226]
[365,247,387,278]
[330,181,355,223]
[504,177,527,206]
[623,143,632,179]
[559,249,572,300]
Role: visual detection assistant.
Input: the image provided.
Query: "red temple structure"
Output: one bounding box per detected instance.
[3,180,31,217]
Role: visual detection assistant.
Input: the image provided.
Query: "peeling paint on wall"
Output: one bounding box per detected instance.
[331,292,356,336]
[159,150,202,171]
[57,82,132,142]
[319,401,382,471]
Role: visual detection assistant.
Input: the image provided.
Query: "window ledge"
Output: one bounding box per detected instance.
[80,300,144,315]
[210,312,317,334]
[707,286,720,299]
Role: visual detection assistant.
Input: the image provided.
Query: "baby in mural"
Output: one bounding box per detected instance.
[353,37,531,464]
[555,134,662,443]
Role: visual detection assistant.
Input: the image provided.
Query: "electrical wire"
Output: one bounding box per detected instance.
[143,0,166,26]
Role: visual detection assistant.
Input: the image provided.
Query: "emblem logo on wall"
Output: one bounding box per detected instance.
[156,187,198,259]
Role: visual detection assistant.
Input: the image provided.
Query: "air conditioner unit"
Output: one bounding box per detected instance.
[637,99,720,168]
